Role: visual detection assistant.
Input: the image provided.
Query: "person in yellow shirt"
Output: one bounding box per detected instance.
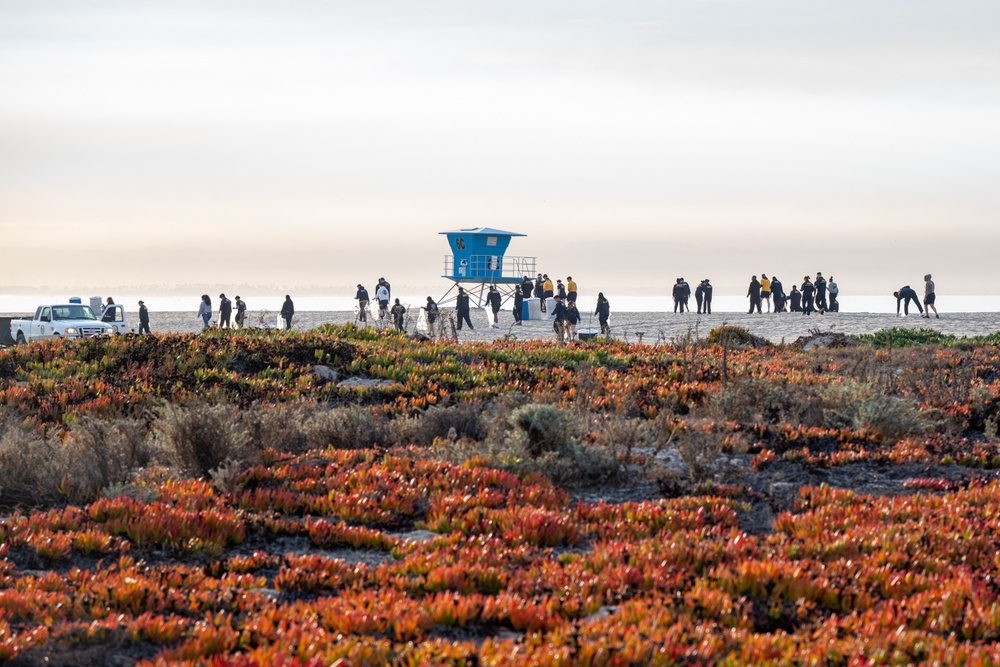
[566,277,578,303]
[760,274,772,313]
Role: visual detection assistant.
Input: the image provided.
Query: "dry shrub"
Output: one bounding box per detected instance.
[410,403,486,446]
[708,378,822,426]
[820,383,929,442]
[0,409,66,507]
[434,403,619,488]
[154,402,254,478]
[61,416,159,500]
[675,425,727,484]
[243,401,315,455]
[302,405,390,450]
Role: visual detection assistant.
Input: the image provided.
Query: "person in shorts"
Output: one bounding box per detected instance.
[923,274,939,319]
[424,296,439,336]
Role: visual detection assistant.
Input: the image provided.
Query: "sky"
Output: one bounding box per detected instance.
[2,0,998,298]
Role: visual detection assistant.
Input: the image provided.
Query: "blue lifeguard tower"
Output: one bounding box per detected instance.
[439,227,536,307]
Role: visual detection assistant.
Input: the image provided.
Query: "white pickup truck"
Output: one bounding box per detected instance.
[9,301,126,344]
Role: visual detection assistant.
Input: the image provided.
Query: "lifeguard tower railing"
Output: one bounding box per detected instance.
[443,255,537,285]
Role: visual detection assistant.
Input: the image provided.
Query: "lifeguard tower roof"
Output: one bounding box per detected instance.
[439,227,526,238]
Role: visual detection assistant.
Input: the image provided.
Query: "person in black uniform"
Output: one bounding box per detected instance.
[695,281,705,314]
[894,286,923,316]
[702,280,713,314]
[218,293,232,329]
[487,285,502,328]
[521,276,533,299]
[456,287,474,330]
[234,296,247,328]
[551,295,567,343]
[747,276,762,314]
[800,278,815,315]
[672,279,685,313]
[814,273,828,313]
[280,295,294,330]
[770,277,785,312]
[138,300,151,334]
[513,289,523,325]
[355,285,370,323]
[390,298,406,331]
[595,292,610,334]
[789,285,802,312]
[679,278,691,312]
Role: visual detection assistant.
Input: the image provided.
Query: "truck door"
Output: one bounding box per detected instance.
[35,307,51,341]
[101,304,127,332]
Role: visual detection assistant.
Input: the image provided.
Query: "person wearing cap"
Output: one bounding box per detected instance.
[218,293,232,329]
[355,284,370,323]
[138,300,151,334]
[234,296,247,328]
[703,279,713,314]
[424,296,439,336]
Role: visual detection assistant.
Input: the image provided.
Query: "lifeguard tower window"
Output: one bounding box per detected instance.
[486,236,497,246]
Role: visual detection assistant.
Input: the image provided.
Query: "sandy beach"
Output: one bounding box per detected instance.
[28,308,998,344]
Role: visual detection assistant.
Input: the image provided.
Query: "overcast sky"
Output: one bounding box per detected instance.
[2,0,998,296]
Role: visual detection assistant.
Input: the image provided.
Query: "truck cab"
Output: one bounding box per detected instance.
[10,300,120,344]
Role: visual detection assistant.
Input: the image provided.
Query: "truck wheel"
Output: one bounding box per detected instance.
[15,332,26,345]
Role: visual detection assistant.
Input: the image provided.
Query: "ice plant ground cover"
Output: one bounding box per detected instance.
[0,325,999,665]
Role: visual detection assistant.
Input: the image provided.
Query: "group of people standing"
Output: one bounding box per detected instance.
[354,278,408,331]
[196,294,293,330]
[672,278,715,314]
[746,273,839,315]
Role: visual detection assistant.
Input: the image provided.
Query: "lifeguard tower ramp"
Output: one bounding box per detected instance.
[439,227,536,307]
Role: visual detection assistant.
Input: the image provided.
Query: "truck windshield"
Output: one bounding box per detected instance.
[51,306,98,321]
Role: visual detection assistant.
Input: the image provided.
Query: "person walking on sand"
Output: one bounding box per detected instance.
[565,299,581,341]
[894,285,923,317]
[923,274,939,319]
[355,284,370,323]
[390,298,406,332]
[218,293,232,329]
[551,295,567,343]
[456,287,474,330]
[487,285,502,328]
[234,296,247,328]
[595,292,611,334]
[138,300,151,334]
[801,277,816,315]
[827,278,839,312]
[280,294,294,330]
[375,282,390,321]
[513,288,523,325]
[198,295,212,329]
[566,277,578,303]
[423,296,439,336]
[760,274,772,313]
[747,276,762,314]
